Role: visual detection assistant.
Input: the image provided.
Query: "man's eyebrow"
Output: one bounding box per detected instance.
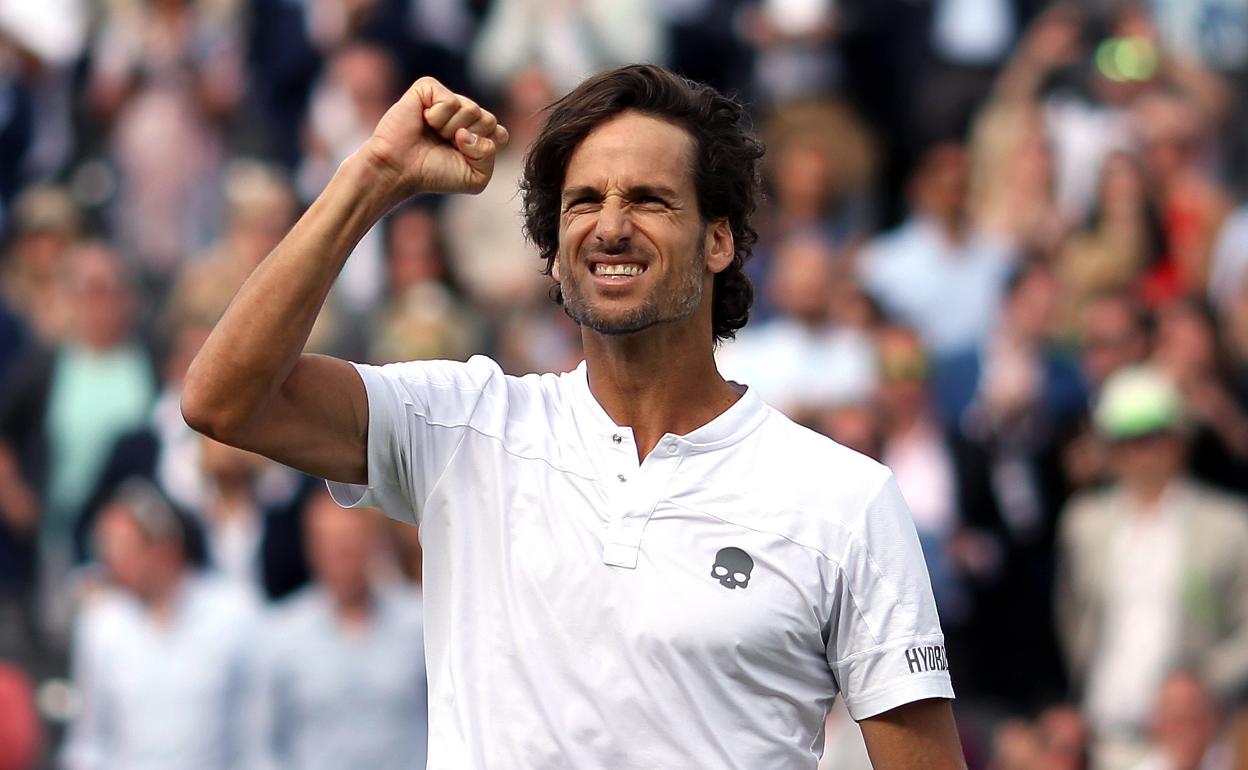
[561,186,601,203]
[560,184,682,203]
[627,184,679,200]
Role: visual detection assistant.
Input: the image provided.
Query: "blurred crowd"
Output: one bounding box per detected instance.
[1,0,1248,768]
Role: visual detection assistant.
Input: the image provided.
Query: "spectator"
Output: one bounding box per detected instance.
[718,230,877,420]
[858,140,1017,358]
[62,479,258,770]
[0,242,155,644]
[1054,152,1162,335]
[737,0,843,104]
[469,0,665,95]
[938,263,1082,712]
[1151,298,1248,495]
[442,67,555,315]
[750,100,877,319]
[936,261,1086,430]
[874,324,967,624]
[0,184,82,346]
[89,0,244,281]
[1131,671,1232,770]
[1056,366,1248,770]
[297,42,402,315]
[245,491,427,770]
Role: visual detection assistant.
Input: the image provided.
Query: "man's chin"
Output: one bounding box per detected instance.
[563,304,659,337]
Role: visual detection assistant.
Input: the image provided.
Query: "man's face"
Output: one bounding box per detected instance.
[555,112,720,337]
[95,504,152,595]
[306,494,377,602]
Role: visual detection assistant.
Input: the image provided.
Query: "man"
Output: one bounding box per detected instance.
[62,479,258,770]
[1056,366,1248,770]
[183,64,963,768]
[245,490,427,769]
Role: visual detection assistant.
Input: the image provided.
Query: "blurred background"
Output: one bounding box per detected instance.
[1,0,1247,768]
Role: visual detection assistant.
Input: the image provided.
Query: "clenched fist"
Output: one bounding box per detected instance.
[359,77,511,203]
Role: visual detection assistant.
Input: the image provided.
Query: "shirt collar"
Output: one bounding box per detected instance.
[567,360,769,453]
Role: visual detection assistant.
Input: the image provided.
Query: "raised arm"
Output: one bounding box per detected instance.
[181,77,508,483]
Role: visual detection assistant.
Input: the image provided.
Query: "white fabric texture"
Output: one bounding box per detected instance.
[329,356,953,769]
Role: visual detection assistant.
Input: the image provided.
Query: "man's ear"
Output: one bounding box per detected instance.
[705,219,734,274]
[552,256,562,282]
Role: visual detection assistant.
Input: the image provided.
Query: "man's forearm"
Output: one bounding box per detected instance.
[182,153,398,440]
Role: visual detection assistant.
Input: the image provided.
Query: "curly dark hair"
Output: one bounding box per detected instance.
[520,64,764,344]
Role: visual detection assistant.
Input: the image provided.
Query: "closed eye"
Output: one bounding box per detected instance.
[562,196,600,213]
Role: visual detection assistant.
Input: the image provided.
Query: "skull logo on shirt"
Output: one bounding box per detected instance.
[711,547,754,590]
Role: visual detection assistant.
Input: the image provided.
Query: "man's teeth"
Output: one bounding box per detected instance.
[594,263,645,277]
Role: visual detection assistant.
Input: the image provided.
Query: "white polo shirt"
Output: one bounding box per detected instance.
[329,356,953,769]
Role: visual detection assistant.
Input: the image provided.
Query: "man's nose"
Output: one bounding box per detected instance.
[593,199,633,253]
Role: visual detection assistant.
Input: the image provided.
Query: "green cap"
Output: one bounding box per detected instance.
[1094,365,1184,440]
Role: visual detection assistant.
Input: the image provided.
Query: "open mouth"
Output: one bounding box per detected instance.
[592,262,647,278]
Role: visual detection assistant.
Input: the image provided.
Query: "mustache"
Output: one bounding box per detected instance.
[579,243,653,261]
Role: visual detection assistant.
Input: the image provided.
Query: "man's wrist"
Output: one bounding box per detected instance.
[337,149,413,223]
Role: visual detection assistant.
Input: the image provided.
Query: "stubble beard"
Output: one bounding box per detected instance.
[561,242,705,336]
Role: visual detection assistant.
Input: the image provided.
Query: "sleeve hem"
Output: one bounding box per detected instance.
[843,675,955,722]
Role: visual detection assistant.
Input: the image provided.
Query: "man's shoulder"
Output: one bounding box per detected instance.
[736,407,895,523]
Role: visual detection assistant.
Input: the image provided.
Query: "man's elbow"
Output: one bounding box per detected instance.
[180,375,248,445]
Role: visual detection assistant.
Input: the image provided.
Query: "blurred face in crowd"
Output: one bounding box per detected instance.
[773,141,833,217]
[226,188,296,270]
[1108,429,1186,493]
[766,233,835,324]
[305,492,380,606]
[330,45,399,128]
[554,112,728,337]
[1152,673,1221,770]
[94,503,181,601]
[1036,705,1087,770]
[1135,93,1203,186]
[876,327,929,428]
[386,207,445,294]
[1080,296,1149,389]
[68,244,135,351]
[503,67,556,144]
[909,143,969,230]
[1006,266,1059,344]
[1154,301,1219,382]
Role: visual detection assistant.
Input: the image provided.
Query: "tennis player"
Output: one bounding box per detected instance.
[183,64,965,769]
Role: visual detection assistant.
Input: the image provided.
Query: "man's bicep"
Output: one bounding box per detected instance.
[859,698,966,770]
[244,355,370,484]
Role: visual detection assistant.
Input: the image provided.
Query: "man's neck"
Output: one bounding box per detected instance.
[582,320,741,461]
[331,585,374,632]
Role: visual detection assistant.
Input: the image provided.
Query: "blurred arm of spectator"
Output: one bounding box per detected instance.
[0,662,40,770]
[738,1,839,48]
[989,3,1083,105]
[0,346,54,535]
[0,443,35,533]
[470,0,665,94]
[87,0,242,125]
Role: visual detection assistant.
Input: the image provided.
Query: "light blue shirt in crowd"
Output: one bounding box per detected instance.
[858,216,1016,357]
[62,574,260,770]
[244,584,428,770]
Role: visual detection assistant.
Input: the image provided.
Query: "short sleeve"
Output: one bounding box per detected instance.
[327,355,503,525]
[826,474,955,721]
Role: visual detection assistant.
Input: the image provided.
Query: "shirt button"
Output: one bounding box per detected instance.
[622,519,632,528]
[617,474,627,483]
[611,434,623,444]
[666,444,678,454]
